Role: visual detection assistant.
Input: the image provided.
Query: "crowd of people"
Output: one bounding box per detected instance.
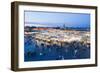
[24,35,90,61]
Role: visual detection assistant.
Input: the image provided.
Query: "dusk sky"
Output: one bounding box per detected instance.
[24,11,90,28]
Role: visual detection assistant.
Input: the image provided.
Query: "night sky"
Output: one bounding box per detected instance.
[24,11,90,28]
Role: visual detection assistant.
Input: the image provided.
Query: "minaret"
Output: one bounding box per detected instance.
[63,24,66,29]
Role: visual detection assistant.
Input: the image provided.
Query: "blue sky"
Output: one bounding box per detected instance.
[24,11,90,28]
